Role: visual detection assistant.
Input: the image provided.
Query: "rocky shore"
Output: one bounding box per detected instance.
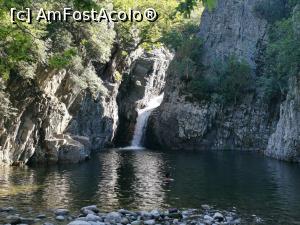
[0,205,264,225]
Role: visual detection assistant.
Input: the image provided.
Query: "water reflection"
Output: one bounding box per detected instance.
[0,150,300,225]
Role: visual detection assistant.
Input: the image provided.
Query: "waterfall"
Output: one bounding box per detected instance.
[130,94,164,148]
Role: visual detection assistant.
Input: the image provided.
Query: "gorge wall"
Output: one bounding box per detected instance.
[0,65,119,165]
[1,0,299,165]
[147,0,300,162]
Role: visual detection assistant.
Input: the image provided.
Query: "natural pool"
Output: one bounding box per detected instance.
[0,149,300,225]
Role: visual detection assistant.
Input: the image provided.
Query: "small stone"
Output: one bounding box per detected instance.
[233,218,241,224]
[86,214,101,222]
[139,211,152,219]
[143,220,155,225]
[54,209,69,216]
[6,215,21,224]
[20,218,35,225]
[173,219,179,224]
[119,209,136,216]
[0,207,15,212]
[168,209,178,214]
[203,215,214,222]
[56,216,65,221]
[81,209,95,216]
[168,213,182,219]
[105,212,122,224]
[131,220,142,225]
[150,210,160,219]
[120,217,129,225]
[43,222,54,225]
[213,213,224,222]
[67,221,91,225]
[226,216,233,222]
[201,205,210,210]
[81,206,99,214]
[36,215,46,219]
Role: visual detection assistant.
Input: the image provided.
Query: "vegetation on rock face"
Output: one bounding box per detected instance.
[257,1,300,102]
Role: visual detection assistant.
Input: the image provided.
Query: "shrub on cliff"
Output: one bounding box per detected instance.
[258,6,300,102]
[187,58,253,105]
[254,0,288,23]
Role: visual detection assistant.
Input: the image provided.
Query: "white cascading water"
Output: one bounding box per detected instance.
[130,94,164,148]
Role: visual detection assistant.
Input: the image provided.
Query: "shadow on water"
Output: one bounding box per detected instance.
[0,149,300,224]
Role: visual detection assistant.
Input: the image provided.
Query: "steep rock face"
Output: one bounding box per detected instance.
[0,66,119,165]
[146,0,279,151]
[146,76,277,150]
[115,48,173,146]
[266,77,300,162]
[199,0,268,69]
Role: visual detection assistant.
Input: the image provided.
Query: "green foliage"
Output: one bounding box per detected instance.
[161,22,200,50]
[176,0,217,17]
[168,34,204,82]
[187,58,253,104]
[114,70,122,82]
[49,48,77,70]
[254,0,288,23]
[258,15,300,101]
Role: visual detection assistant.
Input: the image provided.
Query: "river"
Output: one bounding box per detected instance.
[0,149,300,224]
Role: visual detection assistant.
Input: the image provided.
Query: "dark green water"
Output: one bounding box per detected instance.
[0,149,300,225]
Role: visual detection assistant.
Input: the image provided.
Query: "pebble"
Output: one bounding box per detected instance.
[105,212,122,224]
[130,220,142,225]
[85,214,102,222]
[213,212,224,222]
[56,216,65,221]
[0,207,15,212]
[54,209,70,216]
[68,221,91,225]
[2,205,243,225]
[81,206,99,214]
[43,222,54,225]
[120,217,129,224]
[201,205,210,210]
[150,210,160,219]
[36,214,47,219]
[168,209,178,214]
[143,219,155,225]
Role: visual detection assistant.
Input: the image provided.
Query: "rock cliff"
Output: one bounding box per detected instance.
[266,76,300,162]
[0,65,119,165]
[147,0,300,162]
